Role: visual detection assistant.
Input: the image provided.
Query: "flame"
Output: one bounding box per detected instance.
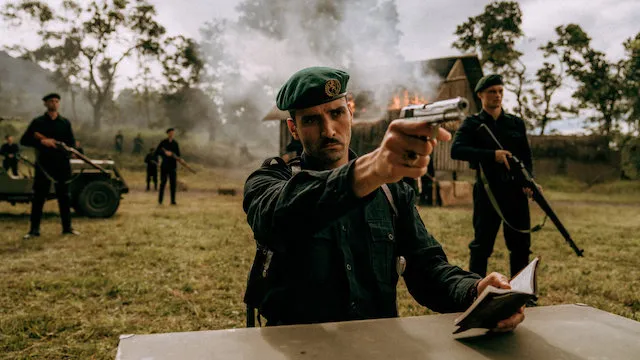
[387,91,430,110]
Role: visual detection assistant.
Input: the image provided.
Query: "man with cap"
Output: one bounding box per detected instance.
[155,128,180,205]
[451,74,534,279]
[243,67,525,329]
[20,93,79,239]
[1,135,20,176]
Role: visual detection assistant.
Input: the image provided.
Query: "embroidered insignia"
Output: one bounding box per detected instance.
[325,79,341,97]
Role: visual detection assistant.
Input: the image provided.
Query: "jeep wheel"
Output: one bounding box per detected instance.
[77,181,120,218]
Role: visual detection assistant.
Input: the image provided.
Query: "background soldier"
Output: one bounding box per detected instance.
[114,130,124,153]
[1,135,19,176]
[133,133,144,154]
[20,93,79,239]
[144,147,158,191]
[243,67,524,330]
[451,74,534,278]
[155,128,180,205]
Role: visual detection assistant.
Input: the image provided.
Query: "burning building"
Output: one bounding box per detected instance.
[263,54,484,205]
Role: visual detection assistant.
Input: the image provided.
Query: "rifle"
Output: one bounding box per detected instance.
[162,148,197,174]
[397,97,469,160]
[478,123,584,257]
[33,132,109,175]
[16,153,36,167]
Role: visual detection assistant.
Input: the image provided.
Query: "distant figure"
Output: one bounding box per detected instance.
[20,93,79,239]
[155,128,180,205]
[1,135,19,176]
[75,140,85,155]
[239,143,253,161]
[115,130,124,153]
[144,147,158,191]
[133,133,144,154]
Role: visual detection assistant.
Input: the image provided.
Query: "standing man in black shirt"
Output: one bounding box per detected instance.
[451,74,534,278]
[1,135,19,176]
[144,147,158,191]
[155,128,180,205]
[20,93,79,239]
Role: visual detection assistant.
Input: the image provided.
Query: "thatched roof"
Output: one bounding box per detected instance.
[262,106,290,121]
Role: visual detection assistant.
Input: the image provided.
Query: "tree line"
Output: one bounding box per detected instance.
[1,0,638,140]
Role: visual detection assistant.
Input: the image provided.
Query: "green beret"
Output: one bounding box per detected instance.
[42,93,61,101]
[474,74,504,93]
[276,67,349,111]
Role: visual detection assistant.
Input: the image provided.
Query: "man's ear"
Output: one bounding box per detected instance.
[286,118,299,140]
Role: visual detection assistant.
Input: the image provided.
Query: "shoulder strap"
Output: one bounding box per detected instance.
[381,184,398,217]
[479,164,546,233]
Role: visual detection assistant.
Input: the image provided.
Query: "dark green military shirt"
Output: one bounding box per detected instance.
[451,109,533,184]
[243,151,481,325]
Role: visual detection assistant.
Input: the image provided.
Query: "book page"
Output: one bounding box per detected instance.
[509,257,539,293]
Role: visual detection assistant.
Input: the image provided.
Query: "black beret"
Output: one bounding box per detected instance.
[474,74,504,93]
[276,67,349,111]
[166,128,175,133]
[42,93,61,101]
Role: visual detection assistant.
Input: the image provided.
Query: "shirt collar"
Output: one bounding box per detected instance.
[478,108,506,123]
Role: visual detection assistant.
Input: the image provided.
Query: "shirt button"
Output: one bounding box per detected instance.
[346,264,352,271]
[388,233,394,240]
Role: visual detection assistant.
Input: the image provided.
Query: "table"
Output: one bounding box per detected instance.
[116,304,640,359]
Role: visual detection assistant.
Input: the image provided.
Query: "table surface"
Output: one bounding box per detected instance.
[116,304,640,360]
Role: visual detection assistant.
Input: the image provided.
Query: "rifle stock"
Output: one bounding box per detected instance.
[162,148,197,174]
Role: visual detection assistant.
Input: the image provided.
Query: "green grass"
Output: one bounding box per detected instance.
[1,168,639,359]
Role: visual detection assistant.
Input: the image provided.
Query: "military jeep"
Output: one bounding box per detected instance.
[0,158,129,218]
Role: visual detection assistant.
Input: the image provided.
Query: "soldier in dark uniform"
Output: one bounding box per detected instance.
[20,93,79,239]
[133,133,144,154]
[451,74,534,278]
[114,130,124,153]
[1,135,19,176]
[243,67,525,329]
[144,147,158,191]
[155,128,180,205]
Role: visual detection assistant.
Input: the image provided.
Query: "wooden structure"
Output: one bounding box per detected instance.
[117,304,640,359]
[263,54,483,179]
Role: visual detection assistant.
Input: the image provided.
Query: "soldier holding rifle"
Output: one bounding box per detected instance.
[451,74,536,278]
[20,93,79,239]
[243,67,524,330]
[155,128,181,205]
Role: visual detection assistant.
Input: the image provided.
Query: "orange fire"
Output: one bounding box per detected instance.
[388,90,429,110]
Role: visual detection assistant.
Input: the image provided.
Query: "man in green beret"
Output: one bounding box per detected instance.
[451,74,535,279]
[20,93,79,239]
[243,67,525,329]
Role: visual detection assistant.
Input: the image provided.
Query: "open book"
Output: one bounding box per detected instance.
[453,257,540,334]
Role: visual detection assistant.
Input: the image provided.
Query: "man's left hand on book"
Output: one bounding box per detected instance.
[477,272,526,332]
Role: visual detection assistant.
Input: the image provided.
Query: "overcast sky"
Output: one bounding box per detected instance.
[1,0,638,132]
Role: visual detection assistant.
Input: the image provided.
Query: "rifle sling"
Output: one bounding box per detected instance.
[479,164,547,234]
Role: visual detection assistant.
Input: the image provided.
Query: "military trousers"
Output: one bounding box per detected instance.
[146,168,157,191]
[469,181,531,278]
[158,167,177,204]
[30,166,72,233]
[3,158,18,176]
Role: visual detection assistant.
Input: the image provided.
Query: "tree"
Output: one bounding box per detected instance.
[523,62,565,135]
[2,0,167,129]
[546,24,627,136]
[622,32,640,134]
[452,1,529,119]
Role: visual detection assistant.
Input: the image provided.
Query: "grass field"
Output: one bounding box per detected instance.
[1,165,639,359]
